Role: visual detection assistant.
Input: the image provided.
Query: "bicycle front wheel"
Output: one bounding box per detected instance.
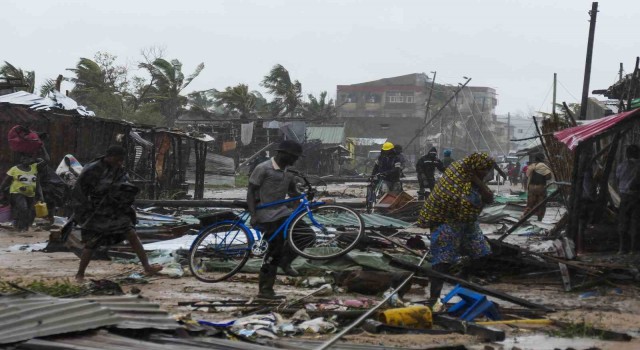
[365,185,375,214]
[288,204,365,260]
[188,222,252,283]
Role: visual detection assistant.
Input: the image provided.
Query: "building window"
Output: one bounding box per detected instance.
[405,95,414,103]
[380,124,390,130]
[387,92,403,103]
[517,129,524,133]
[367,93,381,103]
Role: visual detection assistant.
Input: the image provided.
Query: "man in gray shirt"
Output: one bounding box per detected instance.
[616,145,640,254]
[248,140,303,299]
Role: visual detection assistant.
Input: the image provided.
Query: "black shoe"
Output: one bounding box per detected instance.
[257,291,286,300]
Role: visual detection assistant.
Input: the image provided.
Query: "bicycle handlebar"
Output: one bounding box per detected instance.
[286,169,316,200]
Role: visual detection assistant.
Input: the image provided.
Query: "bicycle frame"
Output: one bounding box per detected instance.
[203,193,326,252]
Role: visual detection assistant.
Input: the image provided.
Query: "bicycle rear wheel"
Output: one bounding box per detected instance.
[287,204,365,260]
[188,222,252,283]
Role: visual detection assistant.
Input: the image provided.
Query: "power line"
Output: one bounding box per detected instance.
[460,88,506,155]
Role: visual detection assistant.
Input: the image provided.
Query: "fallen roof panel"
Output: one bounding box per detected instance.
[554,108,640,150]
[0,294,181,344]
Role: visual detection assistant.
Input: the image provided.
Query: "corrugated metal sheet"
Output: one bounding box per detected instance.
[345,137,387,146]
[0,294,181,345]
[306,126,345,145]
[0,91,95,116]
[361,213,410,228]
[84,295,181,330]
[0,295,122,345]
[554,108,640,150]
[312,212,410,228]
[17,331,285,350]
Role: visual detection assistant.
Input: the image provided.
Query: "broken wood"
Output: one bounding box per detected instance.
[497,188,562,241]
[385,254,554,312]
[362,319,454,335]
[314,251,430,350]
[433,314,505,342]
[368,229,422,257]
[489,239,601,277]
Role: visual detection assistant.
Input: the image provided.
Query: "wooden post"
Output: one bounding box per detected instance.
[579,2,599,121]
[568,144,586,253]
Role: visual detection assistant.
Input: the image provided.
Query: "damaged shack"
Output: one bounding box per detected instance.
[0,92,213,199]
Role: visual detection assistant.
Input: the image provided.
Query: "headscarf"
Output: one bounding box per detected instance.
[418,152,494,225]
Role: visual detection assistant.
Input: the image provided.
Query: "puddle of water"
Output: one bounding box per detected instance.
[7,242,48,252]
[496,334,605,350]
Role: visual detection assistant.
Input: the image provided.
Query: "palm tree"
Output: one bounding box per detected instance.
[67,58,111,95]
[214,84,264,119]
[261,64,302,118]
[140,58,204,126]
[302,91,336,120]
[67,57,125,118]
[188,89,216,113]
[0,61,35,93]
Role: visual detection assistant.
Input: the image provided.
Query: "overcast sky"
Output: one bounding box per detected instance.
[4,0,638,116]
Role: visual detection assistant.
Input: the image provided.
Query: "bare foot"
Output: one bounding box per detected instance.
[143,264,163,276]
[75,275,85,283]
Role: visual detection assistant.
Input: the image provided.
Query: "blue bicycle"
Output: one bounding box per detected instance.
[188,172,365,283]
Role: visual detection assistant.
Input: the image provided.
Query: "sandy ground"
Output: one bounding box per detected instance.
[2,182,640,349]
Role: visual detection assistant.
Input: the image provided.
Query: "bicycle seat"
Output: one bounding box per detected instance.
[232,200,249,209]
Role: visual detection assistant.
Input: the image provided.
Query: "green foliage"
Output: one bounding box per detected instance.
[302,91,337,120]
[214,84,263,119]
[0,61,35,93]
[261,64,302,118]
[140,58,205,126]
[235,174,249,188]
[548,321,606,340]
[0,279,86,297]
[124,103,166,126]
[39,78,57,97]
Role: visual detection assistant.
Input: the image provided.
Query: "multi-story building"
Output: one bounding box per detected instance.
[337,73,430,119]
[337,73,501,163]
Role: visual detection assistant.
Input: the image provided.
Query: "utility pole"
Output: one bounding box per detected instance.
[619,63,624,82]
[423,71,437,124]
[619,63,624,111]
[506,112,511,154]
[579,2,599,121]
[552,73,557,117]
[423,71,437,152]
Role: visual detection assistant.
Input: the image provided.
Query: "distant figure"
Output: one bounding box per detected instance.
[524,154,553,221]
[394,145,407,178]
[521,162,531,190]
[372,142,403,193]
[415,147,444,200]
[615,145,640,254]
[442,149,455,169]
[509,161,520,187]
[0,155,44,231]
[249,152,269,175]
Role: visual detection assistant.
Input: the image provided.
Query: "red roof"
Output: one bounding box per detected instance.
[554,108,640,150]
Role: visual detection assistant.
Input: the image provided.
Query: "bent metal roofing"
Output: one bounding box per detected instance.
[554,108,640,150]
[0,294,180,345]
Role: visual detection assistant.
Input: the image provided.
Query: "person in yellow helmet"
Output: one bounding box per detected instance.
[371,142,403,193]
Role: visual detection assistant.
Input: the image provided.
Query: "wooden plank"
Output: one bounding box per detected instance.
[433,314,505,342]
[386,254,554,312]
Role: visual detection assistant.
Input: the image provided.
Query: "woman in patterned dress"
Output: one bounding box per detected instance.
[418,152,497,306]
